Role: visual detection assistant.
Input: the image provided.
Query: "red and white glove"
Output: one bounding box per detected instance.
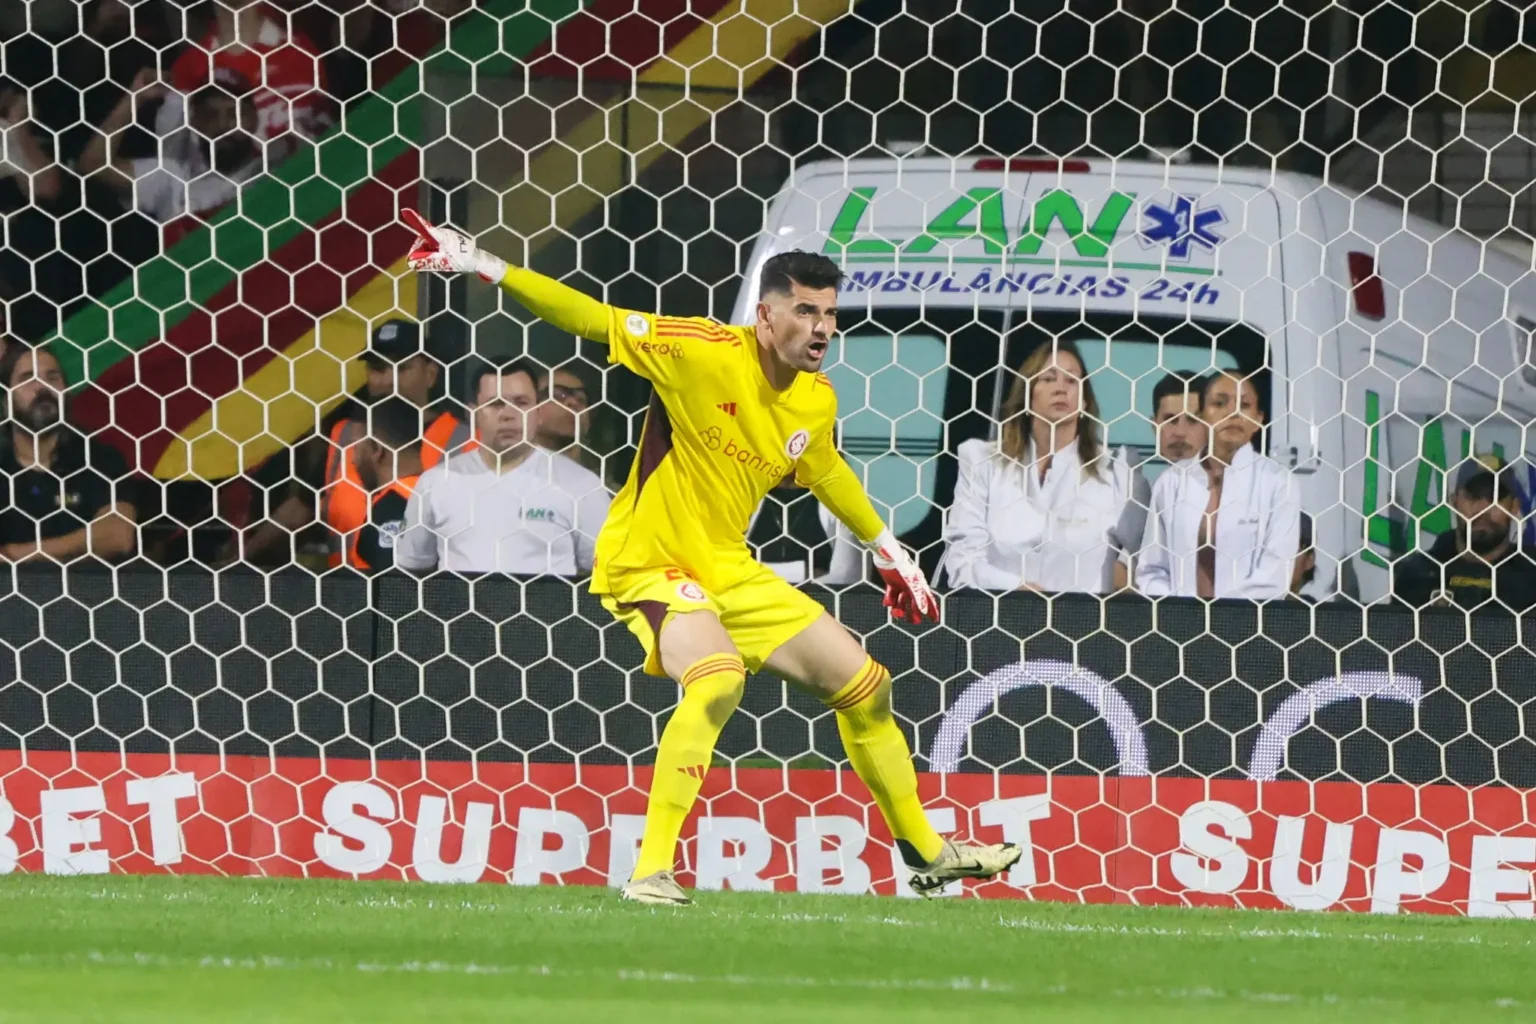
[401,209,507,283]
[868,529,939,624]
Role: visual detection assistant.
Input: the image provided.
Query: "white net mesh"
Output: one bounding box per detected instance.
[0,0,1534,913]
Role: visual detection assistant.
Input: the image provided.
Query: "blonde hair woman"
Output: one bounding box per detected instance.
[943,340,1148,593]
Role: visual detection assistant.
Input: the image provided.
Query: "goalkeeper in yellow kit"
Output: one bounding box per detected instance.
[403,210,1020,904]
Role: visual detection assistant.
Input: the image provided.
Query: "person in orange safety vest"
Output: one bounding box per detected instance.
[320,319,471,567]
[348,396,426,570]
[234,318,470,567]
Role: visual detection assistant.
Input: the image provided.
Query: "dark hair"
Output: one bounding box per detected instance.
[467,358,541,404]
[759,250,844,298]
[1198,367,1272,410]
[1198,367,1266,451]
[0,343,65,397]
[535,358,591,389]
[1460,465,1523,506]
[362,396,423,451]
[1150,370,1199,416]
[0,344,75,460]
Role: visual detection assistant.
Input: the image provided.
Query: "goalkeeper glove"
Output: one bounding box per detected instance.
[868,528,939,624]
[402,209,507,283]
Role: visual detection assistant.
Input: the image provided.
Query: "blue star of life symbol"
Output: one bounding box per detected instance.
[1140,196,1226,260]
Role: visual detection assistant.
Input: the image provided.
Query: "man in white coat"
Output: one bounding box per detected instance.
[1136,370,1299,600]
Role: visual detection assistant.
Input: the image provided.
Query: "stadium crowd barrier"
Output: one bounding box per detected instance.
[0,566,1532,915]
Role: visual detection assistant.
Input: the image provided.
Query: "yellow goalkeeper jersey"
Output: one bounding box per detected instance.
[591,309,847,592]
[492,266,886,594]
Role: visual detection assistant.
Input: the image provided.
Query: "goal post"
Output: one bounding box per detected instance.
[0,0,1534,915]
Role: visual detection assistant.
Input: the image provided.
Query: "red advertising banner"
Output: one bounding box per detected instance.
[2,751,1533,917]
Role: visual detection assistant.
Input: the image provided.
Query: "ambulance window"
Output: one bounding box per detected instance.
[1074,339,1239,450]
[827,310,1005,540]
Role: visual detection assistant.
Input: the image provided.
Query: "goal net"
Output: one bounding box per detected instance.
[1,0,1534,915]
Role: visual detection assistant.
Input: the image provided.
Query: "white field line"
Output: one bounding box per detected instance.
[0,950,1530,1012]
[0,950,1015,996]
[990,914,1536,949]
[3,883,1532,949]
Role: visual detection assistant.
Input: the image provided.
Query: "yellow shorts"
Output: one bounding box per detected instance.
[597,563,828,677]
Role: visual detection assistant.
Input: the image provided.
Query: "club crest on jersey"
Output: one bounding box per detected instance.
[676,581,708,603]
[785,429,810,459]
[626,313,649,338]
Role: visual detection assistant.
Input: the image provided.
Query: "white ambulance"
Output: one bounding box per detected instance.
[730,157,1536,603]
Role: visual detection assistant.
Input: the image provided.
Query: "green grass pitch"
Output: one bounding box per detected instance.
[0,875,1532,1023]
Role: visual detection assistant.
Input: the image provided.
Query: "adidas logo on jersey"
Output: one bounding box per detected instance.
[717,402,737,416]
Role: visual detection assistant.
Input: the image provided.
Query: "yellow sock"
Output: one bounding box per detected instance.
[827,658,944,868]
[632,654,746,880]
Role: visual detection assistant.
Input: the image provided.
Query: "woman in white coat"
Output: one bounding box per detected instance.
[943,340,1149,594]
[1136,369,1300,600]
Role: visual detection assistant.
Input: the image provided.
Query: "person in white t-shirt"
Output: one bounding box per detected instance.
[394,359,611,575]
[942,339,1148,594]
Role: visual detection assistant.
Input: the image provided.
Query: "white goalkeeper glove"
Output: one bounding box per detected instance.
[867,528,939,624]
[402,209,507,283]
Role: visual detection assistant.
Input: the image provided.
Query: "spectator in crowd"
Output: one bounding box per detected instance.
[0,346,138,562]
[56,0,179,164]
[167,0,333,161]
[748,476,864,586]
[1292,511,1316,601]
[1137,369,1299,600]
[1150,369,1207,463]
[0,81,80,341]
[533,361,594,457]
[348,396,424,572]
[942,340,1148,593]
[395,360,611,575]
[237,318,470,566]
[1392,457,1536,612]
[79,67,265,225]
[0,86,62,209]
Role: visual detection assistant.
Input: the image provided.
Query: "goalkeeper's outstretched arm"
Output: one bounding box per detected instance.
[798,432,940,623]
[402,210,614,343]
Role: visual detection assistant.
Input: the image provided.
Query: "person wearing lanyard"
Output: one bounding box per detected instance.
[942,339,1148,594]
[1136,369,1300,600]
